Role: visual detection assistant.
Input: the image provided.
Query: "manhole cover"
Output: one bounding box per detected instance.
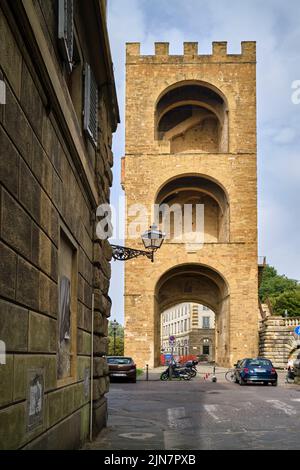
[119,432,155,440]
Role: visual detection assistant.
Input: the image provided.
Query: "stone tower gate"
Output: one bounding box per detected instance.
[122,41,259,368]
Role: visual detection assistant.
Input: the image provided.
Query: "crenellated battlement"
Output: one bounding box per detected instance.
[126,41,256,62]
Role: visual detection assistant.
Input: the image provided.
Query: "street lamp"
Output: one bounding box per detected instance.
[111,223,165,262]
[111,319,118,355]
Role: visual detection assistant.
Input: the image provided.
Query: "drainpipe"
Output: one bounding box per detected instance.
[89,293,94,442]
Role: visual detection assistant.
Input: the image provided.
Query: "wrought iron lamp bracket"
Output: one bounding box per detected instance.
[111,245,154,262]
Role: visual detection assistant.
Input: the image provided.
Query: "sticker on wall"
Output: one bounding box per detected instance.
[26,368,44,432]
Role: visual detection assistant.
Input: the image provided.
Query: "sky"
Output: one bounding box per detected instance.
[107,0,300,324]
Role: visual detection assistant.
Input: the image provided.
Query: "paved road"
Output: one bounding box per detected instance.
[86,370,300,450]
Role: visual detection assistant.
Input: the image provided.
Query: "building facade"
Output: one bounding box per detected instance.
[123,41,259,368]
[0,0,118,449]
[161,303,215,361]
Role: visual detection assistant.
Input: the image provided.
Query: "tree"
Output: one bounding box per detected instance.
[259,265,300,317]
[270,290,300,317]
[259,265,298,301]
[108,320,124,355]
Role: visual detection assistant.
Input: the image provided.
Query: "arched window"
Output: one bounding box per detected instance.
[156,82,228,153]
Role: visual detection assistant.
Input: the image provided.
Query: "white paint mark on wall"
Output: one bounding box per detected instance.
[0,81,6,105]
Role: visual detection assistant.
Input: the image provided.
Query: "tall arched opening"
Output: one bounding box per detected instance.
[154,264,230,366]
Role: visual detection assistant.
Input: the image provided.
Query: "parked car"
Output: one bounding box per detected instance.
[234,358,278,386]
[107,356,137,383]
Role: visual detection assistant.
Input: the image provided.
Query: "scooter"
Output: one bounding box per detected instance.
[184,360,198,378]
[160,363,192,381]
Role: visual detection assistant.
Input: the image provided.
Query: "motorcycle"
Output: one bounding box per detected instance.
[184,360,198,378]
[160,363,192,381]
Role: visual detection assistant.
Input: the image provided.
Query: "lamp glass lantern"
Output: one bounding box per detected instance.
[141,223,165,251]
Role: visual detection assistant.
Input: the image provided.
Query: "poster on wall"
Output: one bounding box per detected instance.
[26,368,44,432]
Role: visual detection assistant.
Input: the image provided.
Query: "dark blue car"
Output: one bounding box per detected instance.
[235,358,278,386]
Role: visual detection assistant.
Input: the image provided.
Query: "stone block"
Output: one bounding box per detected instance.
[92,397,107,438]
[31,134,53,196]
[0,241,17,299]
[24,409,81,450]
[19,159,41,222]
[52,169,62,212]
[74,382,85,409]
[0,402,26,450]
[94,311,104,335]
[0,354,14,406]
[77,356,90,381]
[21,63,43,139]
[3,82,32,166]
[1,188,32,259]
[80,404,90,443]
[102,239,113,261]
[62,385,75,417]
[16,258,39,310]
[47,388,63,428]
[39,190,52,237]
[94,336,108,356]
[92,377,108,400]
[77,330,91,355]
[93,357,108,377]
[0,12,22,97]
[28,311,57,353]
[13,354,57,401]
[38,272,58,318]
[0,125,19,195]
[0,299,28,351]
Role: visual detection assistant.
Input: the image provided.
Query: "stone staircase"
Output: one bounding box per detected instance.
[259,311,300,368]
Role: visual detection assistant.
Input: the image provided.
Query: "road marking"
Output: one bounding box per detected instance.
[204,404,221,422]
[119,432,155,440]
[266,400,297,416]
[167,407,192,429]
[290,398,300,402]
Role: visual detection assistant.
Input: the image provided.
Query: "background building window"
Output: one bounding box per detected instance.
[202,316,210,328]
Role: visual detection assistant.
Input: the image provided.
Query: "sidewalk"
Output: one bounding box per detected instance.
[138,363,228,382]
[138,364,287,384]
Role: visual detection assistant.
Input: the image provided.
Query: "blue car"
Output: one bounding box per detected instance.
[235,358,278,386]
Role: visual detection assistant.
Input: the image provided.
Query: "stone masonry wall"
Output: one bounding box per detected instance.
[124,42,258,368]
[0,1,115,449]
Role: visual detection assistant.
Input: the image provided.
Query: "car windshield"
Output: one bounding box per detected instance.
[247,359,272,367]
[107,357,132,365]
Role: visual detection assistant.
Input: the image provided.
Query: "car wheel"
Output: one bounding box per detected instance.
[263,382,269,386]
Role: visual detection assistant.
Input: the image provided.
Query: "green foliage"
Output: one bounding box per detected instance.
[270,290,300,317]
[259,265,300,317]
[108,320,124,355]
[259,265,298,301]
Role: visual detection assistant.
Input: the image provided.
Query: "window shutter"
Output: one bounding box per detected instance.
[84,63,98,146]
[58,0,74,72]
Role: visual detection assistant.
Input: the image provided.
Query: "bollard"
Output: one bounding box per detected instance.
[146,364,149,381]
[212,365,217,382]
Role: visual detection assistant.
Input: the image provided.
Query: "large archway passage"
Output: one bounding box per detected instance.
[154,264,229,366]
